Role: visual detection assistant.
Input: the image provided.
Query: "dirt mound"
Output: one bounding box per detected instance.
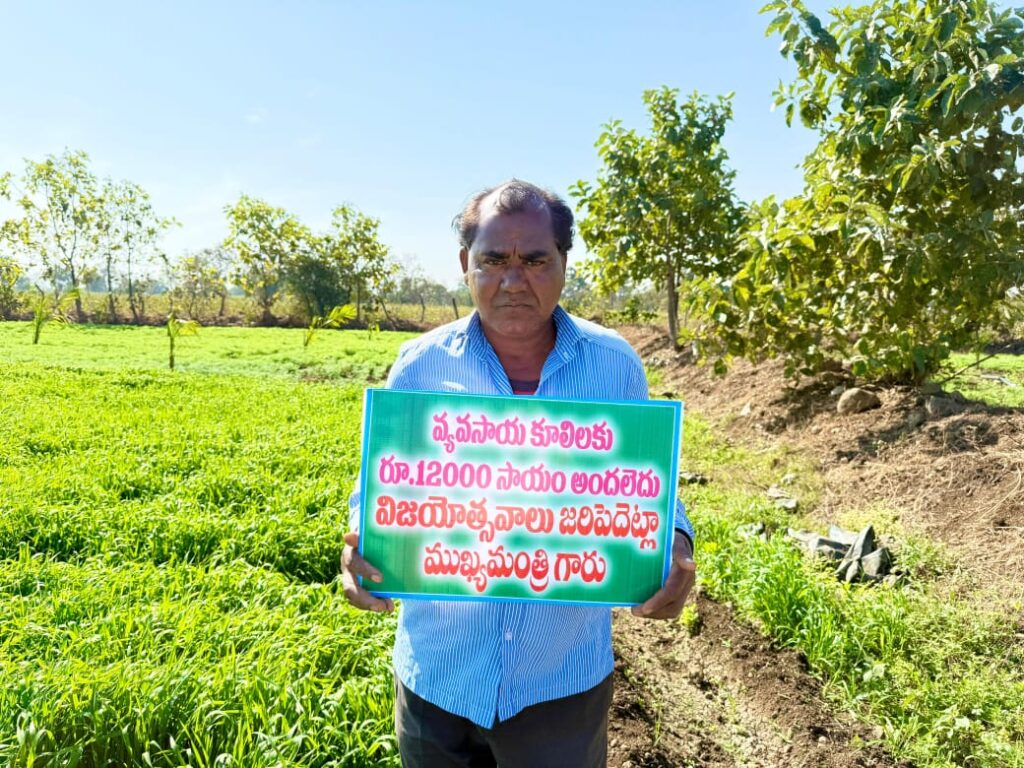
[609,594,900,768]
[624,325,1024,599]
[609,324,1021,766]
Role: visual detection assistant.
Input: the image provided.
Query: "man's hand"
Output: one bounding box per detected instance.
[631,531,696,620]
[341,531,395,613]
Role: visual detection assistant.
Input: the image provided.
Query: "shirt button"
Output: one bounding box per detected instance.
[504,631,513,641]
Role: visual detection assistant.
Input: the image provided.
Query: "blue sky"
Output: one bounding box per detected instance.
[0,1,832,285]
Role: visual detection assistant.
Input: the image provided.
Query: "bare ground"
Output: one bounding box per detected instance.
[606,325,1024,767]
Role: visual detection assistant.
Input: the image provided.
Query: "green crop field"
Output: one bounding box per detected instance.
[0,324,411,767]
[940,352,1024,409]
[2,321,1022,768]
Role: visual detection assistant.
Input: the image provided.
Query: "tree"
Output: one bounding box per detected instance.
[324,204,394,323]
[387,259,453,321]
[0,150,104,321]
[283,229,350,322]
[0,256,22,319]
[29,285,77,344]
[97,180,173,323]
[174,247,231,320]
[224,196,305,325]
[698,0,1024,381]
[571,88,744,345]
[166,312,200,370]
[303,304,357,347]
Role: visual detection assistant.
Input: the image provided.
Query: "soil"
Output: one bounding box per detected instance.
[605,325,1024,767]
[608,595,900,768]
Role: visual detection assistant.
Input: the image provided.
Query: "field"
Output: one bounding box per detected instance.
[0,323,411,766]
[2,321,1023,767]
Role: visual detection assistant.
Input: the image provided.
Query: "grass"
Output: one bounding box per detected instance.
[937,352,1024,409]
[0,326,410,766]
[0,321,415,381]
[3,322,1022,766]
[678,415,1024,768]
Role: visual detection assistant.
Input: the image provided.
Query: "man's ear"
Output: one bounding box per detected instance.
[459,247,469,276]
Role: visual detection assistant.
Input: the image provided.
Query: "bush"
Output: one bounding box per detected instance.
[693,0,1024,382]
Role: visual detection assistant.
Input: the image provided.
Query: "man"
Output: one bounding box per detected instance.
[342,180,695,767]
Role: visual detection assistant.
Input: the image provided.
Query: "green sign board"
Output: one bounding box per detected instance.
[358,389,683,606]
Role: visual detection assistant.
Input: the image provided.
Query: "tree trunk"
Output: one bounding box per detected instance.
[379,297,395,330]
[451,297,460,320]
[218,292,227,320]
[355,284,362,322]
[667,267,680,349]
[259,287,274,326]
[127,266,139,323]
[105,259,118,324]
[419,294,426,323]
[70,264,84,321]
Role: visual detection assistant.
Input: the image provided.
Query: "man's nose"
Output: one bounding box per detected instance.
[500,264,526,291]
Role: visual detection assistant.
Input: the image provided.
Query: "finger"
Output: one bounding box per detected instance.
[341,569,394,613]
[632,560,696,618]
[341,531,384,582]
[344,548,384,583]
[632,597,686,620]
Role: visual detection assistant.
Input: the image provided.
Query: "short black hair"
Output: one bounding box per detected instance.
[453,179,574,257]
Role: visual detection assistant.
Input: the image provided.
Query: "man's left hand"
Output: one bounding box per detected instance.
[631,531,696,620]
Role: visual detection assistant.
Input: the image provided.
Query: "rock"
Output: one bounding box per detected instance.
[739,401,752,417]
[847,525,878,561]
[766,484,788,499]
[861,547,893,579]
[680,471,709,485]
[827,525,858,546]
[925,395,965,419]
[737,522,767,540]
[780,473,797,486]
[979,373,1018,388]
[775,497,799,512]
[787,527,813,544]
[920,382,944,396]
[835,525,895,582]
[829,384,846,397]
[906,409,926,429]
[837,387,882,414]
[807,536,849,561]
[787,528,848,560]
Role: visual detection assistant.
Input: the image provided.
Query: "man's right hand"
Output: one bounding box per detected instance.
[341,531,395,613]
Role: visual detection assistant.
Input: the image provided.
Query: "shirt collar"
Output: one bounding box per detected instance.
[465,305,582,364]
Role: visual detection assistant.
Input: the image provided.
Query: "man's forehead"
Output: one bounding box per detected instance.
[473,207,556,250]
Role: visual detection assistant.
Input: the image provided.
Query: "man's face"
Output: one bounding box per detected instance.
[460,202,566,342]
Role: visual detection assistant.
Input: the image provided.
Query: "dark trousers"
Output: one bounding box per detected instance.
[394,674,614,768]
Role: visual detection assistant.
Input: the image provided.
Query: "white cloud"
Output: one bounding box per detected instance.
[244,108,269,125]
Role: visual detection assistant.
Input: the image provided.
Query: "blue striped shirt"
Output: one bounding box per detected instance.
[349,306,694,728]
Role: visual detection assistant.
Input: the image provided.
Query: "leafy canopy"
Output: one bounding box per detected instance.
[696,0,1024,381]
[571,87,743,345]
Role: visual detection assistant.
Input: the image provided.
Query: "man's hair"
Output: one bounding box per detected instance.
[453,179,575,257]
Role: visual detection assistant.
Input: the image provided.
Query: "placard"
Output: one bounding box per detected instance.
[358,389,683,606]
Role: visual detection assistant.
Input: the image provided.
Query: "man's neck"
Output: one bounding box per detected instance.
[481,319,557,382]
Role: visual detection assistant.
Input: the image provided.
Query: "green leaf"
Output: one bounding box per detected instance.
[938,13,958,43]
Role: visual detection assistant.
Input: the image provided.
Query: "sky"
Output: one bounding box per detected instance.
[0,1,834,286]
